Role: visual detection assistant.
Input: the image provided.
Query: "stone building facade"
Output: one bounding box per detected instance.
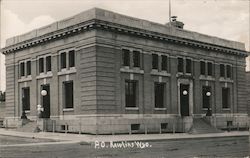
[1,8,249,134]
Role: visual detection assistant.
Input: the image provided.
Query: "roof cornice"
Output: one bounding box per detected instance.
[1,19,249,57]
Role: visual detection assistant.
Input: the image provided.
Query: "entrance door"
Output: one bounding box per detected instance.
[180,84,189,116]
[41,84,50,118]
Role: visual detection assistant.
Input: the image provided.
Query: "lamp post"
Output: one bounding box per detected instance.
[183,90,188,96]
[39,90,47,118]
[206,91,212,116]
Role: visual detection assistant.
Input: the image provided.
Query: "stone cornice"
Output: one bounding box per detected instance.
[1,19,249,57]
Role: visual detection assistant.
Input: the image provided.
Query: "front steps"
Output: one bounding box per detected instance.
[16,120,39,132]
[189,117,221,134]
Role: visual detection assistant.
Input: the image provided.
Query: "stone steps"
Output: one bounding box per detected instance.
[16,120,39,133]
[189,118,221,134]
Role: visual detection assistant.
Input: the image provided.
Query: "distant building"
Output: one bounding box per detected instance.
[1,8,249,134]
[246,72,250,115]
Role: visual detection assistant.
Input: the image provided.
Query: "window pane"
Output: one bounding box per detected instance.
[186,59,192,73]
[122,49,130,66]
[22,87,30,111]
[152,54,158,69]
[220,64,225,77]
[39,58,44,73]
[202,86,211,108]
[226,65,231,78]
[207,62,213,76]
[200,61,205,75]
[46,56,51,72]
[125,80,137,107]
[177,57,183,72]
[26,61,31,75]
[60,52,66,69]
[133,51,140,68]
[64,81,74,108]
[161,55,168,71]
[155,83,165,108]
[20,62,25,77]
[222,88,230,108]
[69,50,75,67]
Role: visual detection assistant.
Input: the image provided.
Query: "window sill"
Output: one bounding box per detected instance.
[36,73,53,79]
[125,107,139,110]
[151,70,170,77]
[25,110,30,113]
[58,68,76,76]
[222,108,231,110]
[202,108,211,110]
[219,78,233,83]
[120,67,144,74]
[154,108,167,111]
[199,76,215,81]
[18,76,32,82]
[63,108,74,112]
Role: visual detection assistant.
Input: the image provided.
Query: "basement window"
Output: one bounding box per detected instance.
[161,123,168,130]
[131,124,140,131]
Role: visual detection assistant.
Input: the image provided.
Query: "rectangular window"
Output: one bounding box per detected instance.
[46,56,51,72]
[200,61,205,75]
[69,50,75,68]
[39,58,44,73]
[226,65,231,78]
[26,61,31,76]
[60,52,66,69]
[177,57,184,73]
[220,64,225,77]
[133,51,140,68]
[186,59,192,73]
[22,87,30,111]
[125,80,137,107]
[155,83,165,108]
[161,55,168,71]
[20,62,25,77]
[207,62,213,76]
[64,81,74,109]
[202,86,211,108]
[222,87,230,109]
[122,49,130,67]
[152,54,158,70]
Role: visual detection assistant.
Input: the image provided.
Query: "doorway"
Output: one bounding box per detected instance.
[41,84,50,118]
[180,84,189,116]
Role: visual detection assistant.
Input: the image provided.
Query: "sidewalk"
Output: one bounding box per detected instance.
[0,128,249,143]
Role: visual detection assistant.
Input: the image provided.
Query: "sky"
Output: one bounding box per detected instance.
[0,0,249,91]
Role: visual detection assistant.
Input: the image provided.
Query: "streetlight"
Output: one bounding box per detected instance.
[206,91,212,116]
[183,90,188,96]
[38,90,47,118]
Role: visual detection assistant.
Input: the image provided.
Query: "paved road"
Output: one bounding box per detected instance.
[0,136,249,158]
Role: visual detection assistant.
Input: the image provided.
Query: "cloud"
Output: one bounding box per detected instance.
[0,8,55,91]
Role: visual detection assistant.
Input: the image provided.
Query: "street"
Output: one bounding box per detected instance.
[0,135,249,158]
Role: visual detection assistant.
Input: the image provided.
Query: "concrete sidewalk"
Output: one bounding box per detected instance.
[0,128,249,143]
